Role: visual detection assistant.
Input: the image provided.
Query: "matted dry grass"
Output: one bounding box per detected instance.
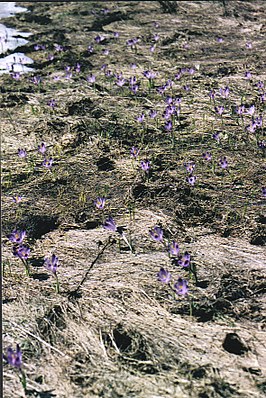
[2,1,266,397]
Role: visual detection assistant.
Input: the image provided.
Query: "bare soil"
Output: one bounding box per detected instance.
[1,2,266,397]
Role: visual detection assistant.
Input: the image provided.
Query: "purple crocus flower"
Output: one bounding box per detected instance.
[175,72,182,80]
[150,44,156,53]
[94,197,106,210]
[130,84,139,94]
[103,216,117,232]
[105,69,112,78]
[183,84,190,92]
[9,229,26,244]
[245,71,252,80]
[12,196,22,204]
[87,45,94,54]
[202,151,212,161]
[47,99,56,109]
[174,278,188,295]
[157,85,166,95]
[11,72,21,80]
[87,74,96,83]
[153,33,160,42]
[75,63,81,73]
[31,76,41,85]
[247,121,257,134]
[236,105,245,115]
[137,114,145,123]
[215,106,224,116]
[186,175,197,186]
[42,158,53,169]
[65,71,72,80]
[177,252,191,267]
[13,244,30,260]
[44,254,59,274]
[246,42,252,49]
[116,77,126,87]
[3,344,22,369]
[245,105,255,116]
[18,148,27,158]
[130,146,140,158]
[262,187,266,197]
[257,81,264,90]
[164,120,172,132]
[149,226,163,242]
[149,109,157,119]
[47,54,54,61]
[38,142,46,155]
[143,70,156,80]
[260,93,266,103]
[212,132,220,142]
[54,44,64,52]
[220,86,230,98]
[219,156,228,169]
[254,116,263,128]
[165,96,173,105]
[257,140,266,150]
[168,240,180,256]
[140,160,151,172]
[157,268,171,284]
[94,34,105,44]
[185,162,195,173]
[113,32,119,38]
[126,37,139,47]
[129,76,137,86]
[209,90,216,100]
[217,37,224,43]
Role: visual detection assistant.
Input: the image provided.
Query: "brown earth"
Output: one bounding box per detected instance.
[1,1,266,397]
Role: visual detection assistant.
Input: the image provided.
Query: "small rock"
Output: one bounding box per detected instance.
[222,332,248,355]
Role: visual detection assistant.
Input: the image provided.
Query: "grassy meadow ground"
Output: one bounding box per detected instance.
[1,1,266,397]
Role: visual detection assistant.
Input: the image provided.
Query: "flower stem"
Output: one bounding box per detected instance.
[22,259,30,276]
[19,369,27,391]
[55,274,60,293]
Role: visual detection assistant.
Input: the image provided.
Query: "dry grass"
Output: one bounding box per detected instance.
[2,1,266,397]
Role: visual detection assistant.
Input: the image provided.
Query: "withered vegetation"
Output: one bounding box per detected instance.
[2,1,266,397]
